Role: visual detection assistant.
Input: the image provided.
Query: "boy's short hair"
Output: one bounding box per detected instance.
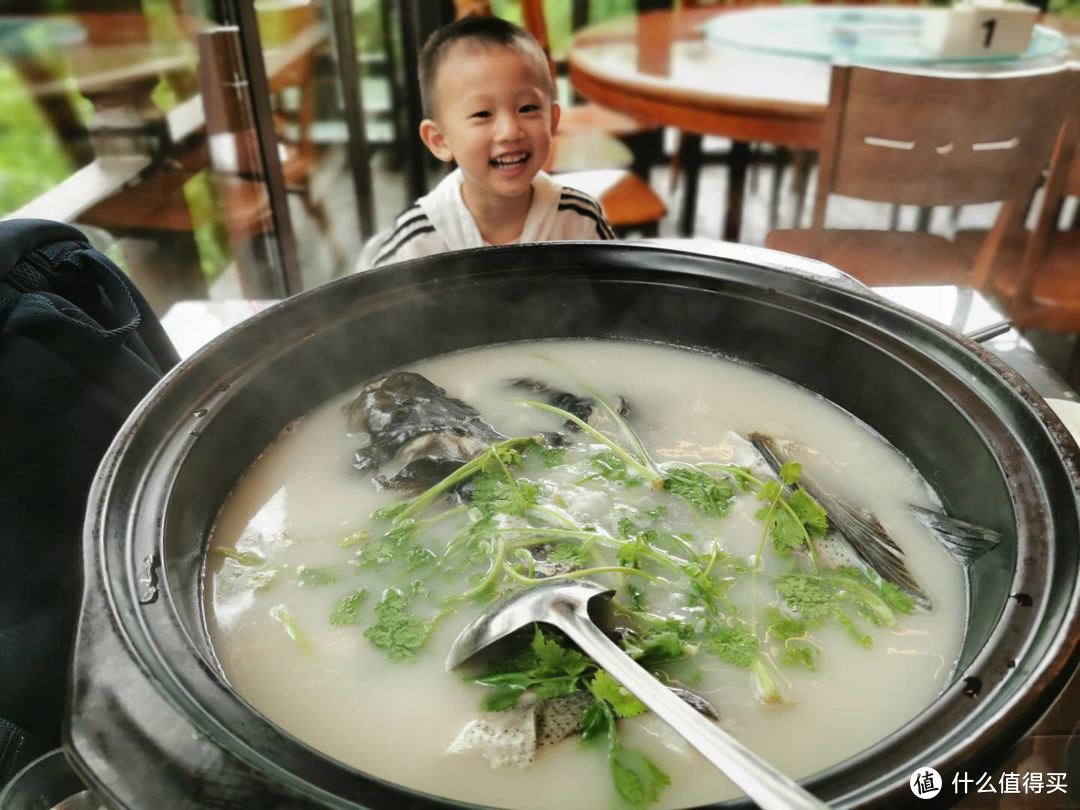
[419,15,554,119]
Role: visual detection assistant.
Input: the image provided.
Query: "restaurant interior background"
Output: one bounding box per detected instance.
[1,0,1078,377]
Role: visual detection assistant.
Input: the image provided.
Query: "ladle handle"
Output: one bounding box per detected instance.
[556,606,829,810]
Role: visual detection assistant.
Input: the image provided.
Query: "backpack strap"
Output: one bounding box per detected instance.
[0,219,88,281]
[0,219,92,306]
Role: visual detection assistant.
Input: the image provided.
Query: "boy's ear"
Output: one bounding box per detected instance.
[419,119,454,163]
[550,102,561,136]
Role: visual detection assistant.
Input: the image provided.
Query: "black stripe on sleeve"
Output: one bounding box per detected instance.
[559,189,615,239]
[383,207,427,246]
[374,225,436,266]
[558,202,615,240]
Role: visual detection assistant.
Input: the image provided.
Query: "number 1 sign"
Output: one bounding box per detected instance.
[921,1,1038,58]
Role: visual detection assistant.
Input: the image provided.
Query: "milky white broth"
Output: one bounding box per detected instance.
[205,340,965,809]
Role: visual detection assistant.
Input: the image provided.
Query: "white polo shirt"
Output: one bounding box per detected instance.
[367,169,614,268]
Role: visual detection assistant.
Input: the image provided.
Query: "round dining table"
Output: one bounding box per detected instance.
[567,5,1072,241]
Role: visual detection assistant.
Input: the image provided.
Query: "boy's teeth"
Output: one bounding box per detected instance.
[492,153,529,166]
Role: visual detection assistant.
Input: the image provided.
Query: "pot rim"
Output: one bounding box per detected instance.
[72,241,1080,809]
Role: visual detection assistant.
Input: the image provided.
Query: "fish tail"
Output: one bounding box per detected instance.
[909,506,1001,567]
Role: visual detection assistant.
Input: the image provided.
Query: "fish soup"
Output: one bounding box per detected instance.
[205,340,966,809]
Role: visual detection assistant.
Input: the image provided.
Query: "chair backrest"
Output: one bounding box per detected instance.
[1003,109,1080,313]
[811,62,1075,234]
[520,0,558,83]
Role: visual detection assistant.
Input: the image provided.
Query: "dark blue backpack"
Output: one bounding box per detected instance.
[0,219,179,784]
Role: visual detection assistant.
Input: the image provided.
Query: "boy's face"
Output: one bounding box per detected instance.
[419,43,560,204]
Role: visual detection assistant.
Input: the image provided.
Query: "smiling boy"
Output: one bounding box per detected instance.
[369,16,614,268]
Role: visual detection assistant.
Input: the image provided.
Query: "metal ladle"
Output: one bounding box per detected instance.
[446,579,828,810]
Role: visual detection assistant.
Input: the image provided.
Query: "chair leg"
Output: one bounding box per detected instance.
[723,140,751,242]
[621,128,664,182]
[677,133,703,237]
[767,147,789,233]
[915,207,933,232]
[748,143,760,195]
[791,149,814,228]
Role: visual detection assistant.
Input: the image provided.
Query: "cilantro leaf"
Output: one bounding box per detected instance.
[296,565,337,587]
[662,468,735,518]
[356,520,418,567]
[703,621,759,668]
[365,589,435,662]
[623,630,689,667]
[587,450,643,487]
[789,488,828,538]
[681,561,734,615]
[765,607,818,671]
[774,567,910,651]
[774,573,834,622]
[404,545,437,571]
[779,460,802,486]
[580,699,614,747]
[767,506,806,557]
[524,438,566,468]
[610,746,671,808]
[467,672,535,710]
[589,670,647,718]
[467,627,594,710]
[329,587,369,626]
[530,676,582,700]
[546,543,590,567]
[482,687,530,711]
[781,644,819,670]
[470,469,540,517]
[532,626,590,677]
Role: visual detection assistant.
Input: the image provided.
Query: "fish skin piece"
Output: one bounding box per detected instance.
[535,691,593,749]
[668,686,720,720]
[449,684,718,769]
[346,372,505,488]
[507,378,633,436]
[447,702,538,768]
[509,378,594,430]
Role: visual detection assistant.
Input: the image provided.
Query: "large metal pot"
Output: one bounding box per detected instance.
[68,242,1080,808]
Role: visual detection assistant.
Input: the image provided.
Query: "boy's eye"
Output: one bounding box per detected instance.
[469,111,492,119]
[520,105,541,113]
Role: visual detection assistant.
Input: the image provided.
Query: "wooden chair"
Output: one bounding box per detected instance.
[521,0,651,148]
[519,0,667,235]
[972,113,1080,333]
[765,62,1075,287]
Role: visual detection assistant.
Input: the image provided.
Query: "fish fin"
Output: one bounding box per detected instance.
[909,506,1001,566]
[749,433,933,610]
